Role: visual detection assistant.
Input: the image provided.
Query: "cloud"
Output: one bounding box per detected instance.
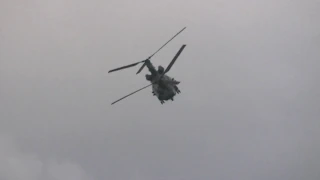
[0,134,93,180]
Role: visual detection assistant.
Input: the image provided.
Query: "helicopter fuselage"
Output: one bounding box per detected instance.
[151,74,181,104]
[144,60,181,104]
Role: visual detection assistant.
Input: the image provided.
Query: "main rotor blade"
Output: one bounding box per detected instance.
[148,27,186,59]
[136,62,146,74]
[109,27,186,74]
[111,83,153,105]
[164,44,186,74]
[108,60,145,73]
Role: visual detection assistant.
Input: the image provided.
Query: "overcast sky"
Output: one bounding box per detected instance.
[1,0,320,180]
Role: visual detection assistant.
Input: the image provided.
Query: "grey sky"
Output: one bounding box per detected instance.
[1,0,320,179]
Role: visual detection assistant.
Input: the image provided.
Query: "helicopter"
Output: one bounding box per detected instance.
[108,27,187,105]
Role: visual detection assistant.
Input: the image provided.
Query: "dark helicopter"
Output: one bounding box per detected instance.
[108,27,187,105]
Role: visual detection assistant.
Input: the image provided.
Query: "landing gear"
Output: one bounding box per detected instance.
[157,96,165,104]
[174,86,181,94]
